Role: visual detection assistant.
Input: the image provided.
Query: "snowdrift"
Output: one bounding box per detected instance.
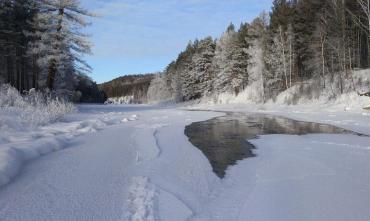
[203,69,370,111]
[0,108,139,187]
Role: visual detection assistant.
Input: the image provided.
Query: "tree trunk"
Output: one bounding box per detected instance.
[279,26,288,89]
[289,39,292,87]
[32,54,38,89]
[321,34,326,88]
[47,59,57,90]
[47,8,64,90]
[16,47,21,91]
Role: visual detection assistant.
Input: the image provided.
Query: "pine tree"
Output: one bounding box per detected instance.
[213,26,236,94]
[232,23,250,95]
[293,0,322,79]
[177,42,196,100]
[29,0,93,90]
[270,0,294,31]
[213,23,249,95]
[0,0,16,86]
[191,36,216,97]
[247,13,269,102]
[0,0,37,91]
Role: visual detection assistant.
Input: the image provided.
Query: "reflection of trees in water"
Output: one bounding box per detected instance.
[185,113,352,178]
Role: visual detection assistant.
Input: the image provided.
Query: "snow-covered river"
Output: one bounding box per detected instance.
[1,105,370,221]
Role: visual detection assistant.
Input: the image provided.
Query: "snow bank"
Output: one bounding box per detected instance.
[0,136,69,186]
[272,70,370,111]
[275,89,369,112]
[202,81,265,105]
[203,69,370,111]
[272,70,370,106]
[0,93,140,187]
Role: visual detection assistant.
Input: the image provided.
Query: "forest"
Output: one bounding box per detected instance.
[0,0,105,102]
[148,0,370,104]
[2,0,370,105]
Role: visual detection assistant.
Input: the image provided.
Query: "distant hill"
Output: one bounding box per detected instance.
[76,75,107,103]
[98,74,155,104]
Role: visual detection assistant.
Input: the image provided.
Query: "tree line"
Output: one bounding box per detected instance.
[98,74,154,103]
[0,0,103,101]
[149,0,370,103]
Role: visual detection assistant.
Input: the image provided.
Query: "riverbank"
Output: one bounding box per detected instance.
[190,101,370,135]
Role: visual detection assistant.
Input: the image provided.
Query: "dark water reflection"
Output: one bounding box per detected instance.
[185,113,356,178]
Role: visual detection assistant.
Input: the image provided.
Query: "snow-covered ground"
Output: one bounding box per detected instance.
[1,103,370,221]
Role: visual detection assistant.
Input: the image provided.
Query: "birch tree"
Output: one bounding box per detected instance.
[265,25,290,92]
[278,26,289,89]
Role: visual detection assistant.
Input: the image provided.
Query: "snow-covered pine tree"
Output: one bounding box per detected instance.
[175,41,196,101]
[231,23,249,95]
[191,36,216,98]
[246,13,269,102]
[213,23,249,95]
[161,61,176,101]
[29,0,93,91]
[213,24,238,94]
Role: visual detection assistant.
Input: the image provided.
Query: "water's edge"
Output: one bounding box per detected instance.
[185,112,359,178]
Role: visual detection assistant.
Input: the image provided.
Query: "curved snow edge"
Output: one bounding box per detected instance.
[0,114,139,188]
[0,136,69,186]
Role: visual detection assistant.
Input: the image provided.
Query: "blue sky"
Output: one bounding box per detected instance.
[80,0,272,83]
